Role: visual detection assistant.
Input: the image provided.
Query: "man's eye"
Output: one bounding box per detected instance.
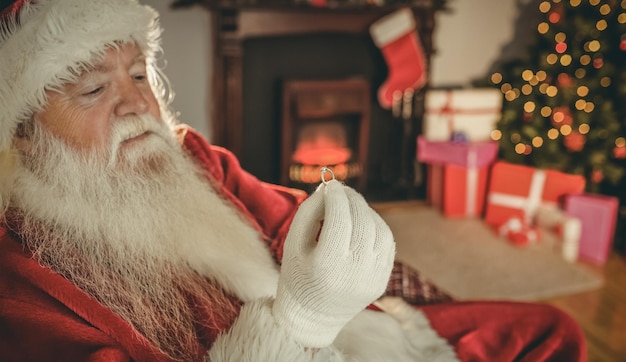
[82,87,103,96]
[133,74,147,81]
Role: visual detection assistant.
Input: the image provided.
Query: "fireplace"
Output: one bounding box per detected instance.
[200,2,439,200]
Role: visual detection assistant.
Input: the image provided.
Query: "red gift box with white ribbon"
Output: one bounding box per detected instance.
[418,137,499,217]
[484,162,586,227]
[427,164,490,217]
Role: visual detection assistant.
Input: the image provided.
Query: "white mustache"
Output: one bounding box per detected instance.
[107,114,170,167]
[111,115,159,144]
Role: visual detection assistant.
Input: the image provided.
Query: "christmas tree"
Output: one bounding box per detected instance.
[491,0,626,199]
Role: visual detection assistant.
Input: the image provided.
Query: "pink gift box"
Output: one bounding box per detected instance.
[564,193,619,265]
[417,136,499,168]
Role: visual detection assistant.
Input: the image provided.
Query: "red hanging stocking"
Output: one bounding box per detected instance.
[370,8,427,109]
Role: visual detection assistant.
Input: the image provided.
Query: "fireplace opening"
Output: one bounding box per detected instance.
[281,78,370,192]
[288,118,364,186]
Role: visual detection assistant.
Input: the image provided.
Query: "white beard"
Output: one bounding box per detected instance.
[9,115,280,360]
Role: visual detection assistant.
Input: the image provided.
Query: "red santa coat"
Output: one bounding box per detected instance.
[0,125,305,361]
[0,126,587,361]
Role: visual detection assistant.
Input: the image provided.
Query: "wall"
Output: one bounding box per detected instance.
[431,0,519,87]
[142,0,528,140]
[140,0,212,138]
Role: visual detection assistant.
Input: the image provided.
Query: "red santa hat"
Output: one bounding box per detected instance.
[0,0,162,152]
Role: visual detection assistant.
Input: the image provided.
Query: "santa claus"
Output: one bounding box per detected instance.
[0,1,586,361]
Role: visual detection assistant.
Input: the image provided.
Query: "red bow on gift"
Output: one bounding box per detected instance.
[498,217,541,247]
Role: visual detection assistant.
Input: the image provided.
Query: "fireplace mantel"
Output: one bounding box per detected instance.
[171,0,445,199]
[201,2,438,159]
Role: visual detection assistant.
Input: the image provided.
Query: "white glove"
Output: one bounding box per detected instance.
[273,180,396,347]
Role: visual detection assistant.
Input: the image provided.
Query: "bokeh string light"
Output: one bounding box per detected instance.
[489,0,626,193]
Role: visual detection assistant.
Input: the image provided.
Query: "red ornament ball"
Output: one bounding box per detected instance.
[523,112,533,122]
[593,58,604,69]
[552,106,573,127]
[549,11,561,23]
[557,73,573,87]
[614,145,626,159]
[591,169,604,183]
[555,42,567,53]
[564,131,586,152]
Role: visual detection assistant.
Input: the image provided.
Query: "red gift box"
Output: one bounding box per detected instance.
[427,163,490,217]
[418,137,498,218]
[564,193,619,265]
[484,162,586,226]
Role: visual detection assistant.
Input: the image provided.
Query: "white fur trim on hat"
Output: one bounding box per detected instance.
[369,7,416,48]
[0,0,162,152]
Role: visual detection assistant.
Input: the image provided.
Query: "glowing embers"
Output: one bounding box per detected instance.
[289,163,362,184]
[291,122,352,166]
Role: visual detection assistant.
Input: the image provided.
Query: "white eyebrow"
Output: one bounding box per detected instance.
[88,54,147,74]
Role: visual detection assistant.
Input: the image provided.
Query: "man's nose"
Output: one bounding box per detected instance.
[114,79,150,117]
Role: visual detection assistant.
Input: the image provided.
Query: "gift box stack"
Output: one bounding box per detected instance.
[418,88,621,265]
[483,161,619,265]
[418,88,502,218]
[483,161,586,257]
[418,137,499,217]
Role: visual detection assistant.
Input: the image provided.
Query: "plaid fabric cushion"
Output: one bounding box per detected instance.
[383,261,453,306]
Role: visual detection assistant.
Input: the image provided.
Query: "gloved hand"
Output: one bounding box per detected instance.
[273,180,396,347]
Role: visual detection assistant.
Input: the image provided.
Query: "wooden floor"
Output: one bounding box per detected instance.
[541,253,626,362]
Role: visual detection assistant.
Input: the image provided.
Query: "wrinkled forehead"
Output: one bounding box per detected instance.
[68,41,146,79]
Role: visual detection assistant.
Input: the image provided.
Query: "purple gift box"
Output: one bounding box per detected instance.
[564,193,619,265]
[417,136,499,168]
